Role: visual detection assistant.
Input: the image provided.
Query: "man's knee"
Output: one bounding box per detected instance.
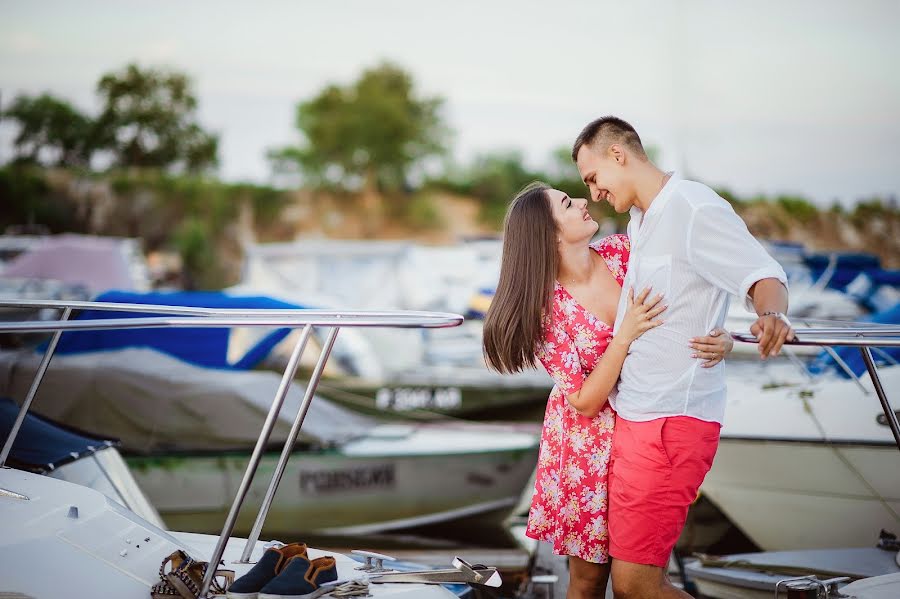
[611,562,663,598]
[611,574,646,599]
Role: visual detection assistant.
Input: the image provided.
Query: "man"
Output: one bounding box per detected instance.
[573,116,794,598]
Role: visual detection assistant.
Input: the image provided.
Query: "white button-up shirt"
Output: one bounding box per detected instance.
[611,173,787,424]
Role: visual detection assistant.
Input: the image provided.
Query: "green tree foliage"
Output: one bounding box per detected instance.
[0,165,83,232]
[2,93,96,167]
[430,150,541,225]
[544,146,591,199]
[94,63,218,172]
[270,62,449,193]
[776,195,819,223]
[173,217,218,290]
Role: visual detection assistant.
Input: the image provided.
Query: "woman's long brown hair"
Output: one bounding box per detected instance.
[482,182,558,373]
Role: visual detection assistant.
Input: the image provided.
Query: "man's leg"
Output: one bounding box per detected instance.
[607,415,720,599]
[611,559,688,599]
[567,556,610,599]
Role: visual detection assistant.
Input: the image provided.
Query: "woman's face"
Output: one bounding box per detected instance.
[546,188,598,244]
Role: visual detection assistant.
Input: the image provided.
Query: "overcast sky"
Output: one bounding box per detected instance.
[2,0,898,205]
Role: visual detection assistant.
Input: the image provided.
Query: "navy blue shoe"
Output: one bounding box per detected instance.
[227,543,308,599]
[258,556,338,599]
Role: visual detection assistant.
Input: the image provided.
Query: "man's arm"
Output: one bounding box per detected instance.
[748,278,795,359]
[686,197,792,361]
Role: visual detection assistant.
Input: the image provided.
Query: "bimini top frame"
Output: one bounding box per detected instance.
[0,298,462,598]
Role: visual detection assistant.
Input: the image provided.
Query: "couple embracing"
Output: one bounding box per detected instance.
[482,116,795,598]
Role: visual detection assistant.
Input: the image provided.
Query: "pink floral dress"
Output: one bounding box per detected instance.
[525,234,630,563]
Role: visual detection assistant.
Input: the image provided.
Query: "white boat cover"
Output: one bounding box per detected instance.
[0,233,148,294]
[0,347,373,452]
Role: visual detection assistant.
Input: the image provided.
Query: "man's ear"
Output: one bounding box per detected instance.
[609,144,625,166]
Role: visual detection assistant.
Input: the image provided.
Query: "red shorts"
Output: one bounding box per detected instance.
[608,414,720,567]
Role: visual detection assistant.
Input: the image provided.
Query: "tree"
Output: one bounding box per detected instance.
[94,63,218,172]
[544,146,590,199]
[270,62,449,193]
[2,93,95,167]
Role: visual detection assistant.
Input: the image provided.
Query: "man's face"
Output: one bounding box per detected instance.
[576,145,632,213]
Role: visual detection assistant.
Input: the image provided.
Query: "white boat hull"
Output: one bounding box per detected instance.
[0,468,461,598]
[702,366,900,550]
[127,423,539,535]
[703,439,900,550]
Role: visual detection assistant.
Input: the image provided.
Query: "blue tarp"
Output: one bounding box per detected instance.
[869,270,900,287]
[846,269,900,312]
[807,303,900,378]
[803,252,882,291]
[0,397,116,472]
[52,291,306,370]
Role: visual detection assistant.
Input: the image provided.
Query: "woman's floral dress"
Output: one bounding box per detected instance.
[525,234,630,563]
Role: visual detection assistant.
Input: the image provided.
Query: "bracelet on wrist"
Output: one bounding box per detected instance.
[761,311,791,326]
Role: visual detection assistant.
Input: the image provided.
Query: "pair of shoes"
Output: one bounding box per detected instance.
[227,543,337,599]
[153,549,235,599]
[257,555,337,599]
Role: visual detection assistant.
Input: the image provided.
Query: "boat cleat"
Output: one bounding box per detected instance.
[775,575,851,598]
[351,549,397,573]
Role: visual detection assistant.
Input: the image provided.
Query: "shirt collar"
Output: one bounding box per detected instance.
[628,171,679,244]
[645,171,679,220]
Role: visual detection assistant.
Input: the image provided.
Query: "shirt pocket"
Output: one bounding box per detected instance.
[636,254,672,301]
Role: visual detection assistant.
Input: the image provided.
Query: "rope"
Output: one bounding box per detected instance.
[326,580,371,597]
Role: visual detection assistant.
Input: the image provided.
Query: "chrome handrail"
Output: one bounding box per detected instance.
[0,314,464,332]
[0,299,464,598]
[731,329,900,453]
[0,298,463,326]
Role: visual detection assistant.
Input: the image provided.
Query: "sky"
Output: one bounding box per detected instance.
[2,0,899,205]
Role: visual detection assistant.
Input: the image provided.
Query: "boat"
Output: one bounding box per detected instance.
[312,361,551,421]
[237,238,503,316]
[0,301,504,598]
[0,344,539,535]
[41,288,554,420]
[231,239,559,419]
[683,322,900,598]
[0,233,150,294]
[685,544,900,599]
[703,366,900,551]
[0,395,164,528]
[703,307,900,551]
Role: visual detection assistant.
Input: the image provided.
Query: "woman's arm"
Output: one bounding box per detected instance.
[565,287,666,418]
[565,335,631,418]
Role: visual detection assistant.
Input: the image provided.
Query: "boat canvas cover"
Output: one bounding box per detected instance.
[0,347,372,453]
[807,303,900,377]
[0,234,140,294]
[52,290,303,370]
[0,397,116,473]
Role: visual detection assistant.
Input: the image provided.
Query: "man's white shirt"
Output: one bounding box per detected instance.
[611,173,787,425]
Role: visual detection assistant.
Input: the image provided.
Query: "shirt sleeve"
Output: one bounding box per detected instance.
[535,311,585,396]
[687,202,788,311]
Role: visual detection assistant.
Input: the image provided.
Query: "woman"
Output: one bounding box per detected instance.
[482,182,733,598]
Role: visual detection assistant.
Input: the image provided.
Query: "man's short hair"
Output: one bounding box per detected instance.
[571,116,647,162]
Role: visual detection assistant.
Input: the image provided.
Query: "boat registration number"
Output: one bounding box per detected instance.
[375,387,462,411]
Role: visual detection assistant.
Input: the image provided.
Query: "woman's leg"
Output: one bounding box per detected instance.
[567,556,610,599]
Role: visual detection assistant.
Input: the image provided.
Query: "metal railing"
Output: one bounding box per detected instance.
[731,326,900,451]
[0,299,463,598]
